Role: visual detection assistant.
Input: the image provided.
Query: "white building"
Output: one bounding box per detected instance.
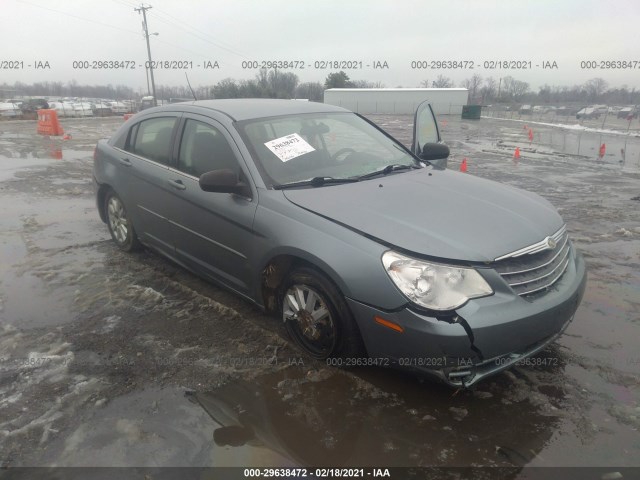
[323,88,469,115]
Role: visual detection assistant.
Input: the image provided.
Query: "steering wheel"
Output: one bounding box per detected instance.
[331,148,357,162]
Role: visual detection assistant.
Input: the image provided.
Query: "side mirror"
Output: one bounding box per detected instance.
[199,169,251,197]
[419,143,450,161]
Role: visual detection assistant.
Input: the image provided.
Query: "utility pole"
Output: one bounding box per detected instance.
[135,4,157,106]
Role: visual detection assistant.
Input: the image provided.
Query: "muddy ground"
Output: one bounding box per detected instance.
[0,114,639,476]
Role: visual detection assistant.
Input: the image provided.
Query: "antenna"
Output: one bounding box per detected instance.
[185,72,197,101]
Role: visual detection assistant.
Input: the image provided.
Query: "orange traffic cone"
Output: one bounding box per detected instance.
[528,129,533,143]
[514,147,521,160]
[599,143,606,159]
[460,158,468,172]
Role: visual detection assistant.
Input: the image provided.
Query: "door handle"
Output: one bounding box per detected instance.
[167,179,186,190]
[119,158,132,167]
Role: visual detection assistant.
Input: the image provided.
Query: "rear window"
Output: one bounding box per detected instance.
[130,117,177,165]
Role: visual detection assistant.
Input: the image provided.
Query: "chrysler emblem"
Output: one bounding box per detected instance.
[545,236,557,249]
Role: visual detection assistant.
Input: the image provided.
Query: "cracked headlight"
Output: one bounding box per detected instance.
[382,251,493,311]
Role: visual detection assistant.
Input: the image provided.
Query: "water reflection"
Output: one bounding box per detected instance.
[189,364,564,468]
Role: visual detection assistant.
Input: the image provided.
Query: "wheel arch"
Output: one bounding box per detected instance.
[96,182,114,224]
[258,249,351,315]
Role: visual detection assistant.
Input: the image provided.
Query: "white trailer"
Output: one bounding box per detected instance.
[323,88,469,115]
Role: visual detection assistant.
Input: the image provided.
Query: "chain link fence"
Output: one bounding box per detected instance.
[482,107,640,169]
[483,106,640,133]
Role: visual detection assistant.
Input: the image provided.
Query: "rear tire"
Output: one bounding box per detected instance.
[105,190,141,252]
[280,266,365,361]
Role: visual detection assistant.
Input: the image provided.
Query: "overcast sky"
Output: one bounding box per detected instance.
[2,0,639,93]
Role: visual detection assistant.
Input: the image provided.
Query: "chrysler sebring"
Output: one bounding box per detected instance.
[93,99,586,387]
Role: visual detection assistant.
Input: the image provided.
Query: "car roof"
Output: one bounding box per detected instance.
[144,98,350,121]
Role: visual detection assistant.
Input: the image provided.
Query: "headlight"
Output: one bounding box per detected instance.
[382,251,493,311]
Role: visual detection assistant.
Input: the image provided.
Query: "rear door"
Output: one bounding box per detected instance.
[121,113,181,256]
[167,114,258,296]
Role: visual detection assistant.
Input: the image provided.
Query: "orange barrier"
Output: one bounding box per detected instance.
[37,109,64,136]
[513,147,521,160]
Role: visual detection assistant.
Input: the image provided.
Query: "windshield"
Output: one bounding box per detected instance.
[236,112,418,187]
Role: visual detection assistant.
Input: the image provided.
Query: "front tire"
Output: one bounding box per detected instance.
[105,190,141,252]
[280,267,365,361]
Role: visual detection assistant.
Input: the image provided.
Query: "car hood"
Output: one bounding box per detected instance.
[282,169,564,262]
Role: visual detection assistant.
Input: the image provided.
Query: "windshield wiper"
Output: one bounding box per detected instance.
[274,176,359,190]
[356,163,420,181]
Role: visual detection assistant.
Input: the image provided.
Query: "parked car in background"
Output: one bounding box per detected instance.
[532,106,556,114]
[140,96,155,111]
[576,107,600,120]
[92,102,113,116]
[519,105,532,114]
[0,102,22,118]
[72,102,94,117]
[617,106,638,119]
[120,100,138,113]
[48,101,76,118]
[93,99,586,388]
[108,101,129,114]
[20,98,49,114]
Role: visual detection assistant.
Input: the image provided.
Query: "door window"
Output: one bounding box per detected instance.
[130,117,177,165]
[177,119,238,178]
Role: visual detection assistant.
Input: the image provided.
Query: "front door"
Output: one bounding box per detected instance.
[411,101,447,168]
[166,115,258,296]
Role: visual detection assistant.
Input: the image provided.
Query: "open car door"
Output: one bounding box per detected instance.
[411,101,449,169]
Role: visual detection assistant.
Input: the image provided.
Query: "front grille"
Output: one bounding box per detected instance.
[493,226,571,297]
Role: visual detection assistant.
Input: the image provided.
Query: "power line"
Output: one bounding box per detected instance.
[110,0,227,62]
[150,7,246,55]
[148,9,249,59]
[111,0,138,8]
[146,14,237,68]
[17,0,226,65]
[15,0,140,35]
[112,0,138,7]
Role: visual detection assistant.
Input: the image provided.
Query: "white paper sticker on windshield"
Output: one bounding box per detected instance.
[264,133,315,162]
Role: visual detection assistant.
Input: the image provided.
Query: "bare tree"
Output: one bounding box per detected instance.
[420,79,430,87]
[213,78,240,98]
[462,74,483,101]
[295,82,324,101]
[432,75,453,88]
[584,77,608,102]
[268,70,298,98]
[480,77,497,102]
[503,76,530,101]
[351,80,378,88]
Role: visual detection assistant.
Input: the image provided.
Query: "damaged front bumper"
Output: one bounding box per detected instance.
[346,248,587,388]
